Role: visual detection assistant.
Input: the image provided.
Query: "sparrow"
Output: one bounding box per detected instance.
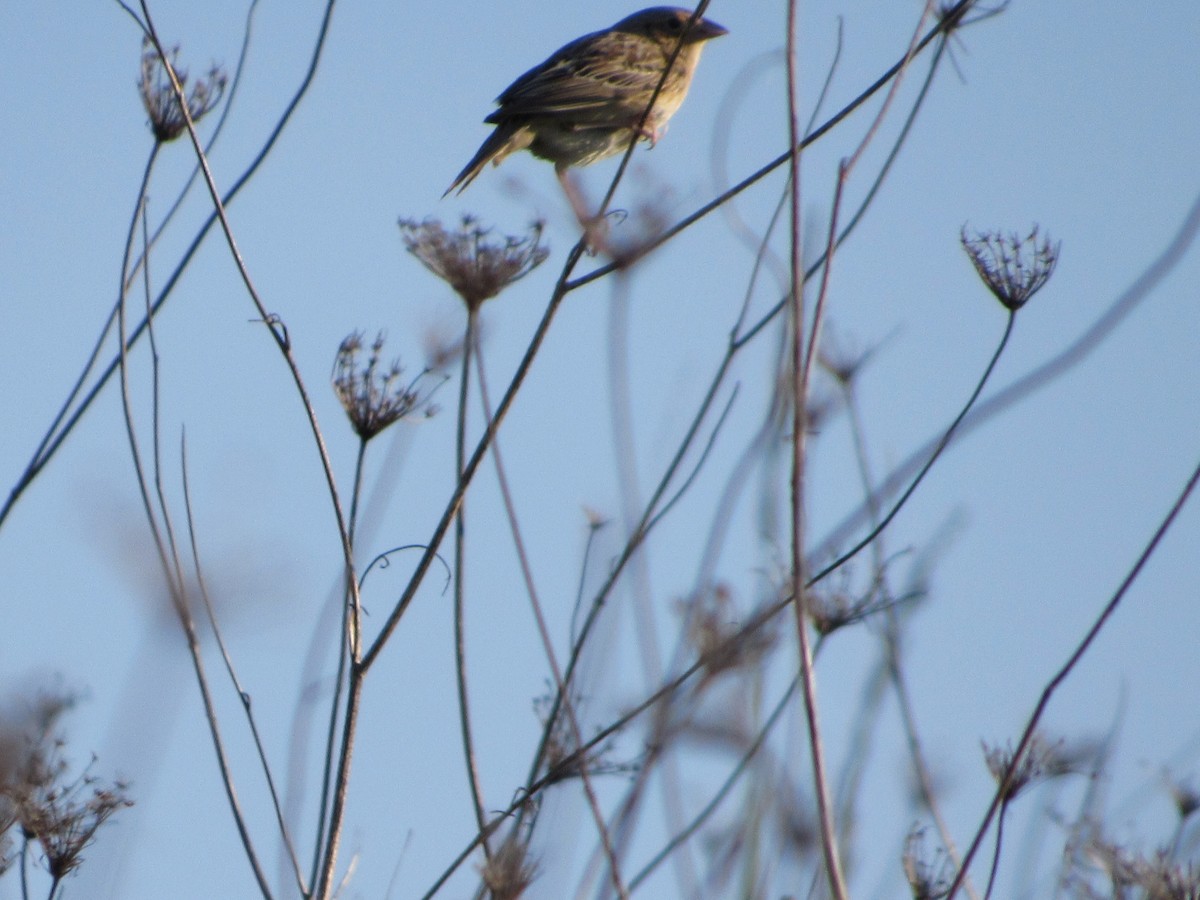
[444,7,727,196]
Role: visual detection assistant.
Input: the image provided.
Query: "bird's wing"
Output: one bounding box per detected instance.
[486,31,664,124]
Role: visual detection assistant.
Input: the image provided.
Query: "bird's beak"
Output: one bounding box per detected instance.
[690,17,729,42]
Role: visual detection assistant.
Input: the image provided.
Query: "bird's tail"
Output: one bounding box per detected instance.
[442,124,523,197]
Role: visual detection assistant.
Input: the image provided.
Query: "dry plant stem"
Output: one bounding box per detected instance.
[693,373,785,587]
[472,345,630,900]
[829,38,945,279]
[139,206,191,603]
[310,438,367,894]
[135,11,361,894]
[784,0,847,894]
[570,524,605,645]
[181,439,309,896]
[713,50,793,301]
[114,164,164,556]
[288,590,354,893]
[153,190,281,884]
[312,440,379,900]
[426,655,712,896]
[796,0,926,484]
[0,0,337,535]
[136,201,277,899]
[19,835,29,900]
[682,191,792,587]
[453,310,492,859]
[363,267,569,659]
[375,232,600,886]
[783,14,965,866]
[116,150,273,900]
[983,803,1008,900]
[947,455,1200,897]
[831,381,896,835]
[317,666,363,899]
[644,390,738,536]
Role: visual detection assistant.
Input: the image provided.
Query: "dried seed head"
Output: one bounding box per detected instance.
[982,732,1077,802]
[581,506,610,530]
[0,688,131,882]
[681,585,775,682]
[1164,772,1200,820]
[807,586,863,636]
[138,37,227,143]
[399,216,549,310]
[961,225,1059,311]
[804,563,906,636]
[902,828,952,900]
[818,337,871,387]
[332,331,442,440]
[1085,837,1200,898]
[478,834,538,900]
[936,0,971,35]
[22,775,133,880]
[531,693,633,786]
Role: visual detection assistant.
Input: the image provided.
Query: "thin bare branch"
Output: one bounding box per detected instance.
[947,456,1200,896]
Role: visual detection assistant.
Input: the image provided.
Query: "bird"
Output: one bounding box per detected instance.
[444,7,727,197]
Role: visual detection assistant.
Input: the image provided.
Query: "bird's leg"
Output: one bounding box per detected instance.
[556,167,609,256]
[638,122,667,147]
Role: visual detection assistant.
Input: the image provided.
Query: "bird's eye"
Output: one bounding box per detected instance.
[665,17,683,30]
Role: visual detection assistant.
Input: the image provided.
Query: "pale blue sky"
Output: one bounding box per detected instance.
[1,2,1199,897]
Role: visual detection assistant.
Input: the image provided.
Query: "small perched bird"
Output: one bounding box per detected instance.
[444,7,727,196]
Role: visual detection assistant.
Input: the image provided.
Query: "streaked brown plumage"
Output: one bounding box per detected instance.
[444,7,727,196]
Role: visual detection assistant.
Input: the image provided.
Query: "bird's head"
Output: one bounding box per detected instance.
[614,7,729,48]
